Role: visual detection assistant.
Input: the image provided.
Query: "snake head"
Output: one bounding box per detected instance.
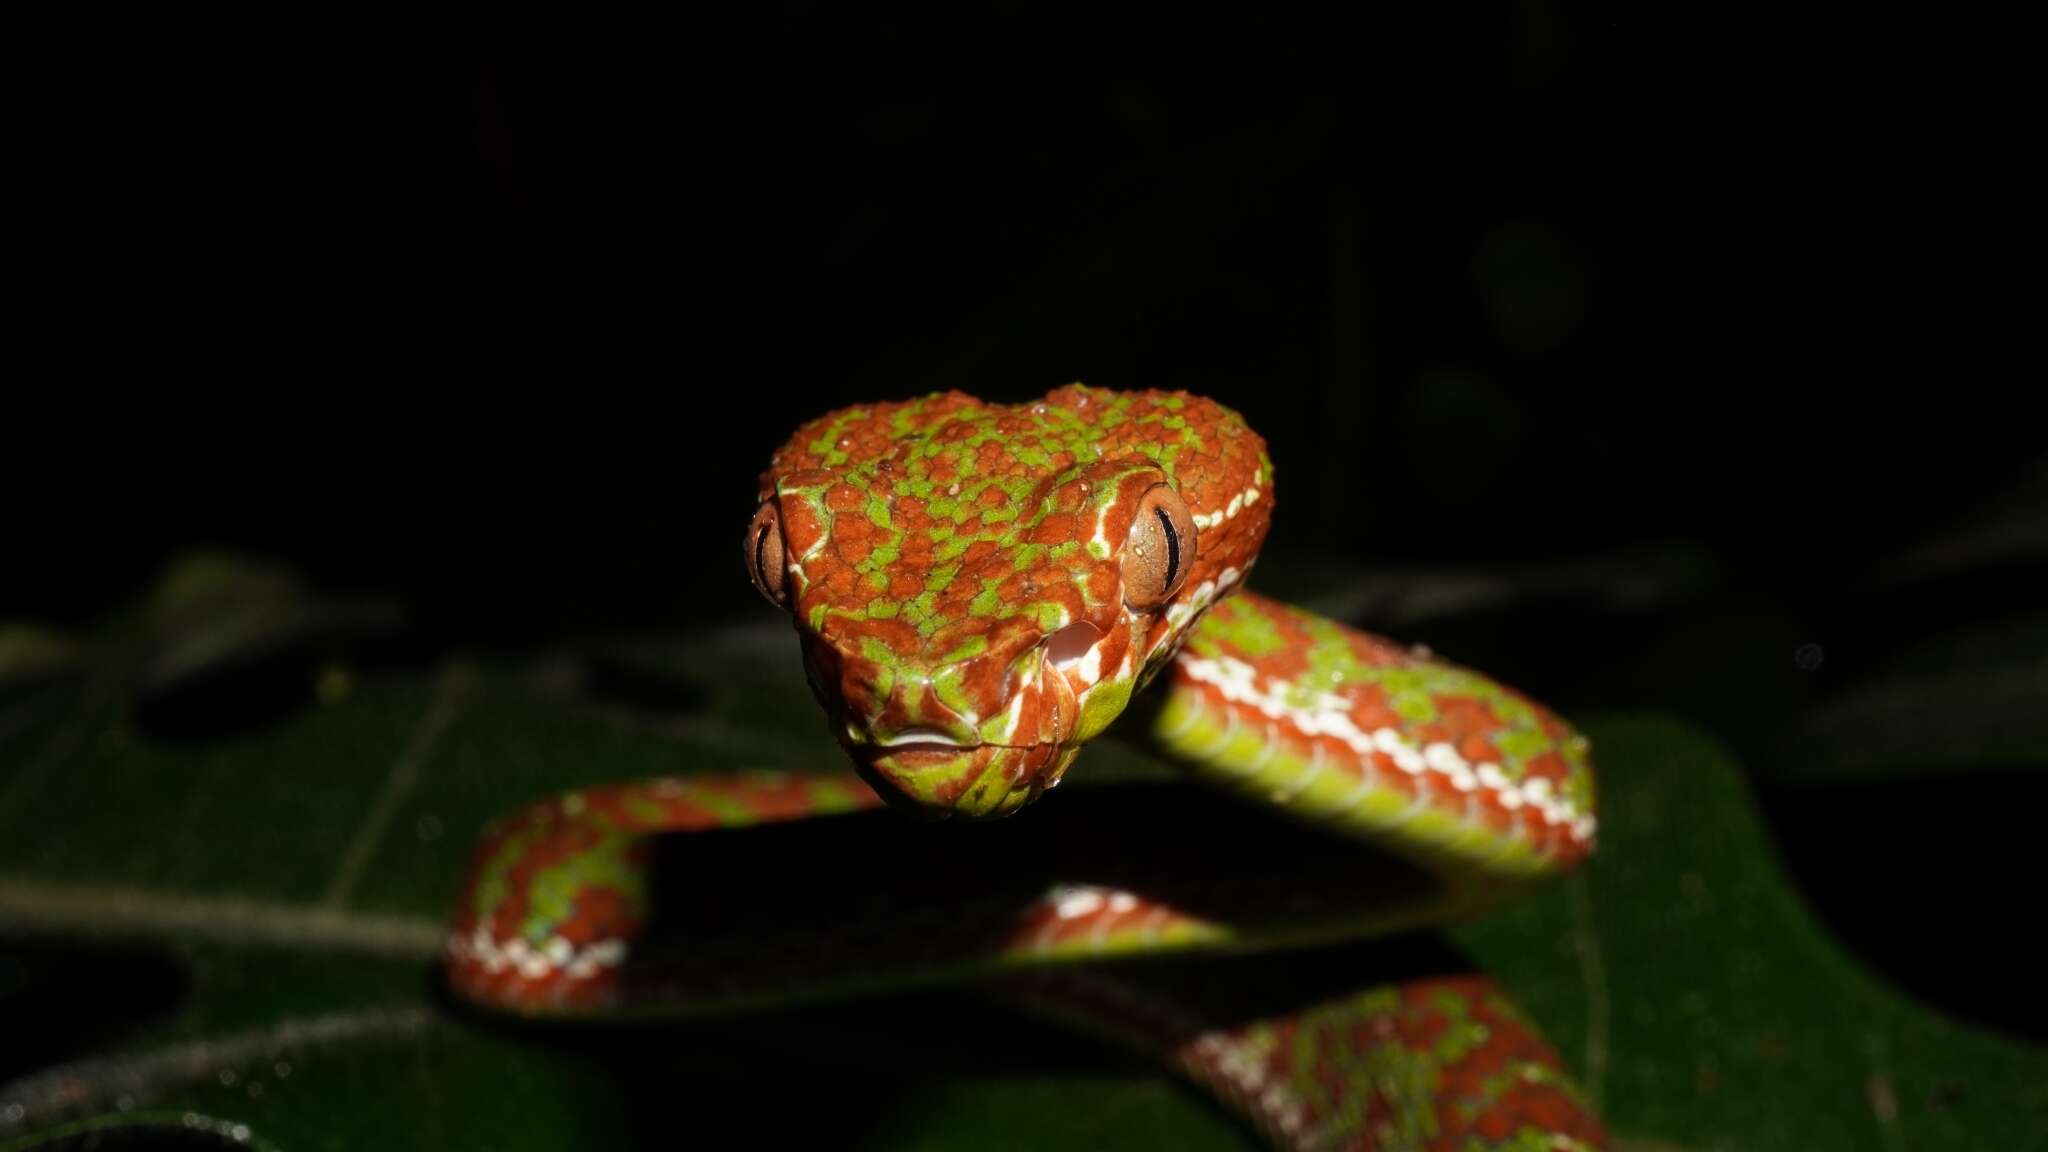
[745,385,1272,819]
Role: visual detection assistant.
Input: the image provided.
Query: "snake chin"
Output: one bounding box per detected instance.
[853,740,1081,820]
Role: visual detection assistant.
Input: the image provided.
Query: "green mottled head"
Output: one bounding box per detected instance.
[745,385,1272,817]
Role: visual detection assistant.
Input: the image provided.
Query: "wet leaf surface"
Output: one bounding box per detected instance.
[3,559,2044,1150]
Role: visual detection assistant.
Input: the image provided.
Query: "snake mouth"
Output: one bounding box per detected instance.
[870,738,977,758]
[844,633,1089,819]
[854,740,1076,820]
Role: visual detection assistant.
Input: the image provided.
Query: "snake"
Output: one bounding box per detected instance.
[445,385,1608,1150]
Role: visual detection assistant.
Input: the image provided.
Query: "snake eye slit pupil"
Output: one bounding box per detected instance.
[1154,506,1181,592]
[1121,485,1196,611]
[746,502,790,608]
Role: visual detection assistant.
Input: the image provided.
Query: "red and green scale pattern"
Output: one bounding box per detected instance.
[445,385,1608,1148]
[1155,592,1595,877]
[447,774,884,1013]
[1003,971,1606,1152]
[1184,978,1607,1151]
[762,385,1271,817]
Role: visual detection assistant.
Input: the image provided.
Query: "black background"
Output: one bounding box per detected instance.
[10,6,2045,1040]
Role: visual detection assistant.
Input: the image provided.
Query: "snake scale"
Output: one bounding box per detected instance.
[446,385,1608,1150]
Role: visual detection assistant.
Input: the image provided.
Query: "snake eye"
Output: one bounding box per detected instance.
[746,502,790,608]
[1121,485,1196,611]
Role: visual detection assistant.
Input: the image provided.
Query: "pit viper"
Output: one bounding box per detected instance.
[446,385,1607,1150]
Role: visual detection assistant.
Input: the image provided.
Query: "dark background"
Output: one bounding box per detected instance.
[10,6,2045,1039]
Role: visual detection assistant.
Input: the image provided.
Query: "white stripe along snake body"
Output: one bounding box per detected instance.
[447,386,1607,1149]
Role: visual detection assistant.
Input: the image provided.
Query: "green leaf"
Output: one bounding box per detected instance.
[3,569,2044,1149]
[1452,717,2048,1149]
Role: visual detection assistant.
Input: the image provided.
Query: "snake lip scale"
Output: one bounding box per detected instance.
[445,385,1610,1150]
